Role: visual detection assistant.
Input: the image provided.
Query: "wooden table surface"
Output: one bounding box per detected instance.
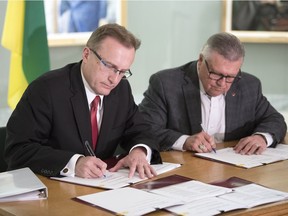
[1,140,288,216]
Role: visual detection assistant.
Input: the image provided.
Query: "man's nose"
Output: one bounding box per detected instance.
[108,71,120,83]
[216,77,226,85]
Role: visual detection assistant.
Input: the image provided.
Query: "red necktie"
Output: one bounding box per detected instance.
[90,96,100,150]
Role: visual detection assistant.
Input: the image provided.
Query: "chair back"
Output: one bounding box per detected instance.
[0,127,8,172]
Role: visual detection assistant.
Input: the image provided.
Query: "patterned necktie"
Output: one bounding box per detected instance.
[90,96,100,150]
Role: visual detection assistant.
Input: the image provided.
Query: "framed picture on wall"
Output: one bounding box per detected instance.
[44,0,126,47]
[222,0,288,43]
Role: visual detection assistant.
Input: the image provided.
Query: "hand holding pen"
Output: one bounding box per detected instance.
[74,141,107,178]
[199,125,217,153]
[183,132,216,153]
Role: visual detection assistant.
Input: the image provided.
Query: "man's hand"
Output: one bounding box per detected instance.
[75,156,107,178]
[183,131,216,153]
[109,147,157,179]
[234,134,267,155]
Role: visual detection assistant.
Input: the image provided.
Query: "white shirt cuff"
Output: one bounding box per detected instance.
[254,132,273,147]
[130,144,152,163]
[172,135,190,151]
[60,154,83,177]
[172,133,273,151]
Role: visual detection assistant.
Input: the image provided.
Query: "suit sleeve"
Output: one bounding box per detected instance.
[115,80,162,164]
[253,81,287,146]
[225,73,287,146]
[139,73,184,151]
[5,78,76,176]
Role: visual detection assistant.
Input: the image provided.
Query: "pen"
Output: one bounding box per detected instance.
[84,141,106,177]
[200,124,217,153]
[85,140,96,157]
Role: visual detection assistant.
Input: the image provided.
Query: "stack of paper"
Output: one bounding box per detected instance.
[77,187,184,216]
[166,183,288,215]
[76,176,288,215]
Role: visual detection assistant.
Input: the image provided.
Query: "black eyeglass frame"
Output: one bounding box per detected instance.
[204,59,241,83]
[89,48,132,79]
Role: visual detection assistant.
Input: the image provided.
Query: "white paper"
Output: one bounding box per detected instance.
[166,183,288,215]
[51,162,181,189]
[76,179,288,215]
[219,183,288,208]
[77,187,183,216]
[150,180,232,202]
[195,144,288,168]
[166,196,244,216]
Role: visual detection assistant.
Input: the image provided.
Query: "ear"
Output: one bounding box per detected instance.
[199,54,204,63]
[82,47,90,62]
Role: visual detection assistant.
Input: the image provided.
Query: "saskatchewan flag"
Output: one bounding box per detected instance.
[1,0,50,109]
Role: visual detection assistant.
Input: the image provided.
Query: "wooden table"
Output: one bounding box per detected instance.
[1,141,288,216]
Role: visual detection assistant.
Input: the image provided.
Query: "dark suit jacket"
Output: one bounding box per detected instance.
[139,61,287,151]
[5,61,161,176]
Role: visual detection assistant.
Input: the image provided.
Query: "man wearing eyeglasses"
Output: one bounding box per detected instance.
[139,32,287,155]
[5,23,161,178]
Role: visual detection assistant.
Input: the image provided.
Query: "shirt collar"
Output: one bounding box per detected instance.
[81,70,104,110]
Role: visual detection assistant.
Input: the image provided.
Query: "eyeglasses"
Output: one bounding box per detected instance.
[204,59,241,83]
[89,48,132,79]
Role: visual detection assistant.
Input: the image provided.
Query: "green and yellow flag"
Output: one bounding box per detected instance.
[2,0,50,109]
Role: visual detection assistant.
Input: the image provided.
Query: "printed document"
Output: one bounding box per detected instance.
[76,187,183,216]
[195,144,288,168]
[149,180,232,202]
[166,183,288,215]
[51,162,181,189]
[75,174,288,216]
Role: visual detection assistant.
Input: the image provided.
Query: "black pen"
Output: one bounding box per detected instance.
[84,141,106,177]
[211,146,217,154]
[200,124,217,153]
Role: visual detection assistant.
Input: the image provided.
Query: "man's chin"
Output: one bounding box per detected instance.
[208,90,224,97]
[99,89,112,96]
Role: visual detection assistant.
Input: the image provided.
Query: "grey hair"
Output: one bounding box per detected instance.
[201,32,245,61]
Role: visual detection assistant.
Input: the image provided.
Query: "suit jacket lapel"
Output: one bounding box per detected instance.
[69,62,92,147]
[182,61,202,134]
[225,81,241,140]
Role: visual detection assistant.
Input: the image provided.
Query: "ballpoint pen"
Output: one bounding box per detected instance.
[200,124,217,153]
[211,146,217,154]
[85,140,96,157]
[84,141,106,177]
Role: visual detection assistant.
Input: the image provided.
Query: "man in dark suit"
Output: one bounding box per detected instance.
[139,32,287,155]
[5,23,161,178]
